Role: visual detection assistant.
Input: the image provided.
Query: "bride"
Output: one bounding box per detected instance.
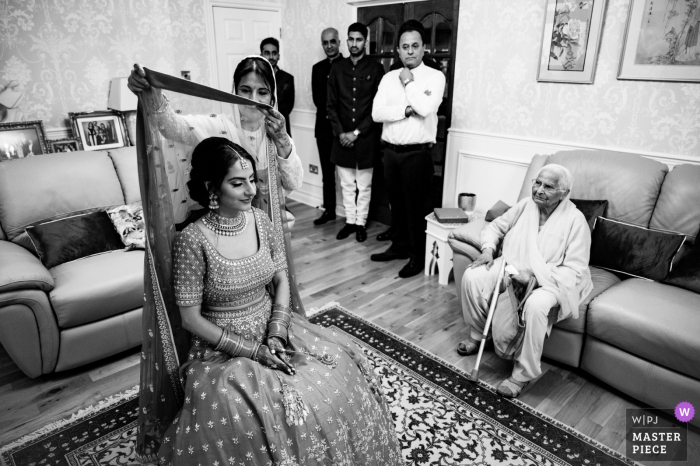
[128,57,403,465]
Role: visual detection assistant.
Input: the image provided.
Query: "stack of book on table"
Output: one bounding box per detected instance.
[433,208,469,224]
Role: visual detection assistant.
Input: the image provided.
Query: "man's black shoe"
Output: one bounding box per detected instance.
[398,259,424,278]
[356,225,367,242]
[376,227,396,241]
[370,249,409,262]
[336,223,357,240]
[314,210,336,226]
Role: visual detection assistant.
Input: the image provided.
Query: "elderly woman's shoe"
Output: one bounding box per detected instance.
[456,332,482,356]
[496,377,529,398]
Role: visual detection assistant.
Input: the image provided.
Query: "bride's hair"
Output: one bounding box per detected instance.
[187,137,257,209]
[233,56,276,107]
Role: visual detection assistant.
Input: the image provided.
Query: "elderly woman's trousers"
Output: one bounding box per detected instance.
[461,256,558,383]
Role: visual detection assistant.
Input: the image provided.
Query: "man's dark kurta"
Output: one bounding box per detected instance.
[326,55,384,170]
[312,55,342,138]
[312,55,343,212]
[275,68,295,135]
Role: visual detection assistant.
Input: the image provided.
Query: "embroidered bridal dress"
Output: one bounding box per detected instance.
[134,63,402,465]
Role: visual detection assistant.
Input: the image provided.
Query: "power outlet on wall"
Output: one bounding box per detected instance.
[309,164,319,174]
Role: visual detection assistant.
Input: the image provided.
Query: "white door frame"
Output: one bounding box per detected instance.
[204,0,283,92]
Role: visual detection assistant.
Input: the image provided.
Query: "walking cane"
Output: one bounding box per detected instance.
[469,258,507,382]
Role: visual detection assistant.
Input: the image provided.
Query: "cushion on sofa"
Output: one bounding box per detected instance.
[547,150,667,227]
[649,164,700,243]
[26,212,125,269]
[664,238,700,294]
[587,278,700,380]
[554,266,620,334]
[590,217,685,281]
[108,147,141,204]
[0,151,125,242]
[49,250,145,328]
[570,199,608,232]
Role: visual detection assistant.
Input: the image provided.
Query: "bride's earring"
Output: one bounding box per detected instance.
[209,192,219,210]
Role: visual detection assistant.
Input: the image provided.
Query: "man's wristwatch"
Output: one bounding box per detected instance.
[353,129,360,136]
[402,78,413,86]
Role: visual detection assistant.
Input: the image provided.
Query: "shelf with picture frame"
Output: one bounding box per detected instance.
[0,120,49,162]
[68,110,131,152]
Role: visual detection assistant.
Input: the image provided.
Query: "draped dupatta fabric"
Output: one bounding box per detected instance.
[134,70,305,463]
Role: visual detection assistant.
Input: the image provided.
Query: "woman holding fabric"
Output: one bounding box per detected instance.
[457,164,593,398]
[127,57,402,465]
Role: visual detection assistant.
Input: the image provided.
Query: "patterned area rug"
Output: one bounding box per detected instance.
[1,304,637,466]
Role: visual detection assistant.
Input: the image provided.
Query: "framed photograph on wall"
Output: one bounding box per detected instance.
[69,111,129,151]
[618,0,700,82]
[48,138,83,153]
[0,120,49,161]
[537,0,608,84]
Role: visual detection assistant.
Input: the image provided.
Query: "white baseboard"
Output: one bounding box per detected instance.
[442,128,700,212]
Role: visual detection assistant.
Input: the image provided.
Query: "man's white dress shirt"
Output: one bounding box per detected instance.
[372,62,446,145]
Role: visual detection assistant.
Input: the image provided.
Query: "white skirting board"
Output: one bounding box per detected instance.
[441,129,700,214]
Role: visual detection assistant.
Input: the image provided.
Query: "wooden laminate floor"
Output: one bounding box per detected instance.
[1,200,698,465]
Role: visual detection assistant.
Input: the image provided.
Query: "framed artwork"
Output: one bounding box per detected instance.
[0,120,48,161]
[69,111,130,151]
[537,0,608,84]
[618,0,700,82]
[48,138,83,153]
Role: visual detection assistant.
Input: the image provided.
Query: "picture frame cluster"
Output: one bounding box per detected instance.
[0,110,131,162]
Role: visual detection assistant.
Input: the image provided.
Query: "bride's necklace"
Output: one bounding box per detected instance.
[202,210,247,236]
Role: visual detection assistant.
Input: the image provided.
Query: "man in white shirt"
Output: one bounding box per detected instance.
[371,20,446,278]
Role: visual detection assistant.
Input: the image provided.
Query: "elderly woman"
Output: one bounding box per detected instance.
[457,164,593,398]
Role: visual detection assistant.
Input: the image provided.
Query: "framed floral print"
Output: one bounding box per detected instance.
[537,0,608,84]
[618,0,700,82]
[69,111,130,151]
[0,120,49,161]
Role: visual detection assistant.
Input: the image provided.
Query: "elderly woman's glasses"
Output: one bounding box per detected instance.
[531,179,559,194]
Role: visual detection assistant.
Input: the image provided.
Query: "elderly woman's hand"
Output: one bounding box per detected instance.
[468,248,494,269]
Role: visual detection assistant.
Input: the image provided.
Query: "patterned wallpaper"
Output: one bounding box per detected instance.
[1,0,213,130]
[5,0,697,158]
[280,0,354,112]
[451,0,700,158]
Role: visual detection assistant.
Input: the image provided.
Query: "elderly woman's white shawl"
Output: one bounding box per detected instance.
[480,165,593,322]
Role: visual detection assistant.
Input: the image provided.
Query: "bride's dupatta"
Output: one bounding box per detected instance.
[134,70,305,463]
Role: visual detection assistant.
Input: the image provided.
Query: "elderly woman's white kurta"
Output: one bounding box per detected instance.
[461,174,593,382]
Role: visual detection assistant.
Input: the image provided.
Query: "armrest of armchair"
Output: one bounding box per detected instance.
[448,218,487,254]
[0,240,54,293]
[0,289,60,377]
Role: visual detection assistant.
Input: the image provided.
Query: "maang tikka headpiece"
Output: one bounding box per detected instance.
[233,149,249,170]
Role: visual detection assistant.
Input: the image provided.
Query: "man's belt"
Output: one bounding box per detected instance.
[383,142,433,153]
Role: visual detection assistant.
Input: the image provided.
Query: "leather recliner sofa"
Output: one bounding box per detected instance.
[448,150,700,427]
[0,148,144,378]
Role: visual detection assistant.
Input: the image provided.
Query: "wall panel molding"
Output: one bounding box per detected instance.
[442,129,700,212]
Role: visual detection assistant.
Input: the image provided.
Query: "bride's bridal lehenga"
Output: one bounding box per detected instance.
[131,57,403,465]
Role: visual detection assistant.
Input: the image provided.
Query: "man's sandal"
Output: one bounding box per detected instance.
[496,377,529,398]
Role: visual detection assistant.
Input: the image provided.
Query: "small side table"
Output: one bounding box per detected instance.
[424,213,463,285]
[424,212,483,285]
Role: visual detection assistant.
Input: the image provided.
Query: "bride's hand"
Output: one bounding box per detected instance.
[259,107,292,157]
[266,336,286,356]
[257,345,295,375]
